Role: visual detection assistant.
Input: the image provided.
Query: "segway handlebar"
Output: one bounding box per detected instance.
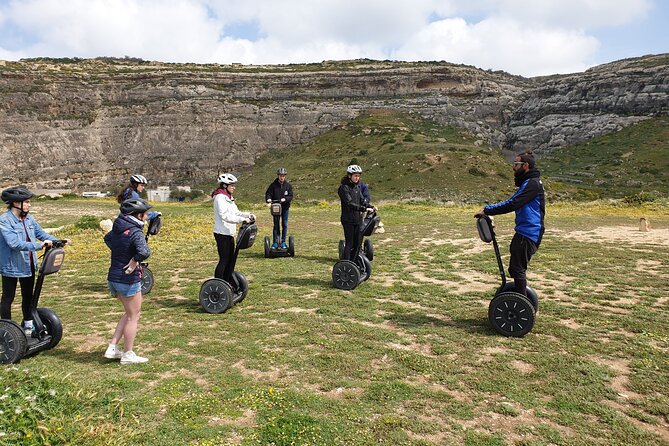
[47,239,68,249]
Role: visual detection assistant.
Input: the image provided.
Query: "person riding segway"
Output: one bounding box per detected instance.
[0,187,69,363]
[117,174,161,222]
[332,165,379,290]
[475,150,545,337]
[264,167,294,258]
[199,174,257,314]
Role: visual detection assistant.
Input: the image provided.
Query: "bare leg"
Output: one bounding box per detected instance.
[110,292,143,352]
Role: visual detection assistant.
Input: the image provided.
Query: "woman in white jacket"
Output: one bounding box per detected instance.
[212,174,255,282]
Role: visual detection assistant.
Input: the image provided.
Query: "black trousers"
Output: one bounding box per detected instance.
[508,233,538,296]
[342,222,362,261]
[1,275,36,321]
[214,233,235,282]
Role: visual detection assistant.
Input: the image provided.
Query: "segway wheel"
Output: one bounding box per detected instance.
[37,308,63,350]
[338,240,345,260]
[231,271,249,304]
[363,238,374,261]
[141,267,155,295]
[264,236,270,258]
[332,260,361,290]
[199,279,233,314]
[497,283,539,312]
[488,292,535,337]
[288,235,295,257]
[0,320,27,364]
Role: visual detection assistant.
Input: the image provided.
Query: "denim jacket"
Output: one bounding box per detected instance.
[0,210,58,278]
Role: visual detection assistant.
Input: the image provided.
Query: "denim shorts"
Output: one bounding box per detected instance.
[108,281,142,298]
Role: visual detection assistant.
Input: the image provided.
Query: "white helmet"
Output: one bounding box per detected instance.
[130,174,148,184]
[346,164,363,174]
[217,173,238,185]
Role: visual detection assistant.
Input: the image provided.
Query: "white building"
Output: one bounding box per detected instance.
[147,186,171,202]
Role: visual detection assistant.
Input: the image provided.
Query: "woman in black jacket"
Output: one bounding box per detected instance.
[338,165,374,261]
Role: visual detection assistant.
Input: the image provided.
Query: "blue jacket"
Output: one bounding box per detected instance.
[0,211,58,278]
[104,214,151,284]
[484,169,545,246]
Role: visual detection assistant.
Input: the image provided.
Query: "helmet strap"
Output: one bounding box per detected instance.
[11,203,29,218]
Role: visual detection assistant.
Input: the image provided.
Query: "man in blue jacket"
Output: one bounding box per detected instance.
[475,151,545,297]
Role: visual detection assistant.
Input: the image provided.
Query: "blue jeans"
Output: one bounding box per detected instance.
[273,208,289,243]
[108,281,142,298]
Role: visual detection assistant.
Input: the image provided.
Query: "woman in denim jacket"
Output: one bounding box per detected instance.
[0,187,60,336]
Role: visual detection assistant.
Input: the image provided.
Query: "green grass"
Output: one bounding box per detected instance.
[541,117,669,200]
[1,199,668,445]
[235,110,516,204]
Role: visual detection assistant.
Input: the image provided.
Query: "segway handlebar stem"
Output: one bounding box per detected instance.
[476,216,507,287]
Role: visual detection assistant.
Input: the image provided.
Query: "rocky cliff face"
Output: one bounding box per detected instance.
[0,55,666,189]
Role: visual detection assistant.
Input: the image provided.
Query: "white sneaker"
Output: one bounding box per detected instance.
[120,351,149,365]
[104,345,123,359]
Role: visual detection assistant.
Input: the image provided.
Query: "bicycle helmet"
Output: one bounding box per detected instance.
[1,187,34,204]
[120,198,152,215]
[130,174,148,185]
[217,173,238,185]
[277,167,288,175]
[346,164,363,174]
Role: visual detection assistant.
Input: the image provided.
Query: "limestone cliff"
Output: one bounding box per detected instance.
[0,55,666,189]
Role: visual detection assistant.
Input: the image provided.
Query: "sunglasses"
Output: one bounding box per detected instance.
[512,161,527,166]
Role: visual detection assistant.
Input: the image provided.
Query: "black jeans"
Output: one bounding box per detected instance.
[508,233,538,296]
[1,275,36,321]
[214,233,235,282]
[342,222,362,261]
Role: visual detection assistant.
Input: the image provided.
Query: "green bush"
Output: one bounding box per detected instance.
[623,192,658,205]
[74,215,100,230]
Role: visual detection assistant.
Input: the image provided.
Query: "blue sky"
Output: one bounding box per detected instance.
[0,0,666,76]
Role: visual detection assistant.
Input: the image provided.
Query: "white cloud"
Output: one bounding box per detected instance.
[393,17,600,76]
[0,0,658,75]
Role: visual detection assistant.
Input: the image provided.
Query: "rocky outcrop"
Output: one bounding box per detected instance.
[0,55,666,189]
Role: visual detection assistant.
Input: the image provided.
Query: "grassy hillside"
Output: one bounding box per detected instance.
[235,110,516,204]
[541,117,669,200]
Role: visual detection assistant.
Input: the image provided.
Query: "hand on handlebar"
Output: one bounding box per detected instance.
[474,209,486,219]
[42,240,53,249]
[280,198,286,203]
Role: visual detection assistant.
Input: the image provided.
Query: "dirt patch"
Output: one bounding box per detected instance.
[588,356,642,400]
[232,360,283,381]
[510,360,535,374]
[410,271,495,293]
[276,307,318,315]
[461,407,576,442]
[602,399,669,442]
[559,318,583,330]
[208,408,257,428]
[554,226,669,247]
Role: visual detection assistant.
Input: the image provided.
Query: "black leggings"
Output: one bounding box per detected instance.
[342,222,362,261]
[508,233,538,296]
[1,275,36,321]
[214,233,235,282]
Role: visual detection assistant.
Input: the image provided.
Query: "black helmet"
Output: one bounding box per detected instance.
[2,187,34,204]
[277,167,287,175]
[120,198,152,215]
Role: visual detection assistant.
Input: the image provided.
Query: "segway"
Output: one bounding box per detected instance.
[0,240,67,364]
[476,216,538,337]
[199,219,258,314]
[140,215,161,295]
[263,201,294,258]
[338,212,374,261]
[332,210,380,290]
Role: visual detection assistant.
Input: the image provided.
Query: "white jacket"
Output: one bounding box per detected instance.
[213,193,250,236]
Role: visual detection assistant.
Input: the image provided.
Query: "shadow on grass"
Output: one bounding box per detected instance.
[274,276,332,289]
[47,346,115,365]
[386,312,493,335]
[149,296,204,313]
[75,281,110,293]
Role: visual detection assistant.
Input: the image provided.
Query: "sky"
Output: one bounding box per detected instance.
[0,0,666,77]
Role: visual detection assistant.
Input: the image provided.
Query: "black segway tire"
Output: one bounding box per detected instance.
[0,320,27,364]
[264,236,271,258]
[231,271,249,305]
[488,292,535,337]
[288,235,295,257]
[332,260,361,290]
[497,283,539,312]
[338,240,345,260]
[199,279,233,314]
[363,238,374,261]
[141,267,155,295]
[37,308,63,350]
